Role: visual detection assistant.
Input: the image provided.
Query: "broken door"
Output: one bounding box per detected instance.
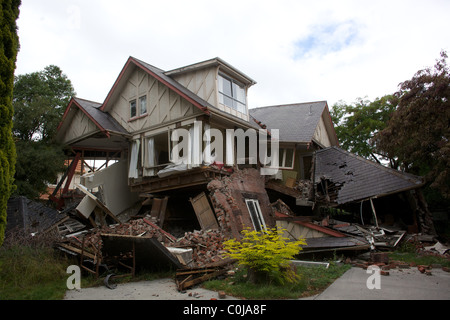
[190,192,219,230]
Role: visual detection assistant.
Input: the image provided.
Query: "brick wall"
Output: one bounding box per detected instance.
[207,168,274,239]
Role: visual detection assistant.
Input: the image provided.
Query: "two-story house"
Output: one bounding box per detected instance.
[56,56,432,239]
[56,57,274,235]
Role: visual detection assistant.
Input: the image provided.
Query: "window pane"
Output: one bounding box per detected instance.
[219,75,232,96]
[139,96,147,115]
[247,200,262,232]
[233,83,246,104]
[130,100,136,118]
[285,149,294,168]
[236,101,246,114]
[223,95,234,108]
[245,199,266,232]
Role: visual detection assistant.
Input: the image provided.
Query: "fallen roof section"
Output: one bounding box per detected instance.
[314,146,425,205]
[6,196,68,235]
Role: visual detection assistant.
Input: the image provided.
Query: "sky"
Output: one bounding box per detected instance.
[15,0,450,109]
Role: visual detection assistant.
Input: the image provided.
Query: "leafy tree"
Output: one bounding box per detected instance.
[0,0,21,246]
[13,65,75,141]
[374,51,450,199]
[12,65,75,199]
[330,95,398,166]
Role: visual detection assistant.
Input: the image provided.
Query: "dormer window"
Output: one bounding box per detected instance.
[218,74,246,114]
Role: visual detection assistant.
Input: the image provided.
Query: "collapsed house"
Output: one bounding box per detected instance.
[26,56,438,286]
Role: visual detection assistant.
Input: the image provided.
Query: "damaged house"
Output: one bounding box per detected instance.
[55,56,275,238]
[50,56,436,277]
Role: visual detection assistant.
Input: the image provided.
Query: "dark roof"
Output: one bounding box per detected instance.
[314,147,424,204]
[249,101,329,143]
[6,197,67,234]
[73,98,128,135]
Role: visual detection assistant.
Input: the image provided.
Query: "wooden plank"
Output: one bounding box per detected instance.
[189,192,219,230]
[57,243,97,260]
[178,269,228,291]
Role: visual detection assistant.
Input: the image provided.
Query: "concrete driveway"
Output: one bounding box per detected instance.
[306,266,450,300]
[63,277,238,300]
[64,267,450,300]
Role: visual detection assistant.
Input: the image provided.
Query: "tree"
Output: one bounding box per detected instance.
[330,95,398,166]
[13,65,75,141]
[12,65,75,199]
[0,0,21,246]
[374,51,450,199]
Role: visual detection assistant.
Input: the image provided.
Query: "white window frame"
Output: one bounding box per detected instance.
[130,95,147,119]
[245,199,266,232]
[279,147,295,169]
[218,73,246,114]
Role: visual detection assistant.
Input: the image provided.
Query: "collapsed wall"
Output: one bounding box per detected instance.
[207,168,275,239]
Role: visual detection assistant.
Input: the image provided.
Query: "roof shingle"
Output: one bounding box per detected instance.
[249,101,328,142]
[314,147,424,204]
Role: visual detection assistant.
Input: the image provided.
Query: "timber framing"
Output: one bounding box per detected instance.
[129,167,231,193]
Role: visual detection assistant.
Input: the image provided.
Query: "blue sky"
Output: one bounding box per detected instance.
[15,0,450,109]
[294,20,361,59]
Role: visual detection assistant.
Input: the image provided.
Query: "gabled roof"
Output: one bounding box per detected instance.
[248,101,338,144]
[314,146,425,204]
[101,56,212,115]
[57,97,128,139]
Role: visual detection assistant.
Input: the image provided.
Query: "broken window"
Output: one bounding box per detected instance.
[245,199,266,232]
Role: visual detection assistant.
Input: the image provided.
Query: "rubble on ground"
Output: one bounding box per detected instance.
[6,176,448,291]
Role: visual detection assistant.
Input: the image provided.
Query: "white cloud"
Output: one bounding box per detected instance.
[15,0,450,108]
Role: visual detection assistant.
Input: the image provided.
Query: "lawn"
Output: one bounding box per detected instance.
[203,262,351,299]
[0,244,71,300]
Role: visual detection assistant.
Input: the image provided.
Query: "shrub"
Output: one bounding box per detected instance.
[223,228,306,284]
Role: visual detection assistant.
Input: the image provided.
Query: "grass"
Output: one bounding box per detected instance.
[0,230,179,300]
[389,240,450,267]
[2,231,447,300]
[0,244,72,300]
[203,262,352,299]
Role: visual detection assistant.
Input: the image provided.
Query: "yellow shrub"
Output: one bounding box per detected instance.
[224,228,306,284]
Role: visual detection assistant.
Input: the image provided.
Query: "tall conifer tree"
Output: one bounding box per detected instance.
[0,0,21,246]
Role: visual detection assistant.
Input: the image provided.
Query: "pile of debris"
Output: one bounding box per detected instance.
[56,215,230,267]
[173,229,227,267]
